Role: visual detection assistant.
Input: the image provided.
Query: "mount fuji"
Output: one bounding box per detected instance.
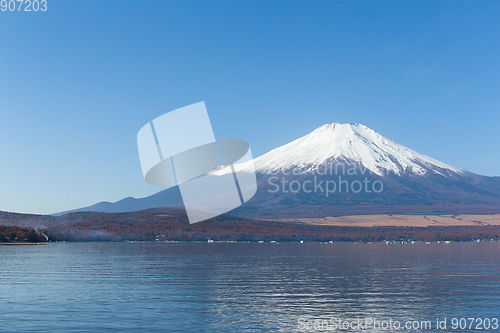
[239,123,466,177]
[61,123,500,218]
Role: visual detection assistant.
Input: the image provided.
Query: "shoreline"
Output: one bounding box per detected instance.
[0,243,46,246]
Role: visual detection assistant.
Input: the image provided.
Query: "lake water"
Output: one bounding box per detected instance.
[0,242,499,332]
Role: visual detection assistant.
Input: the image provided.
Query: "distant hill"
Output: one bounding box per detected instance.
[55,187,184,216]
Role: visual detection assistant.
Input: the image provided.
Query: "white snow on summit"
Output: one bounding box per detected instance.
[237,123,466,177]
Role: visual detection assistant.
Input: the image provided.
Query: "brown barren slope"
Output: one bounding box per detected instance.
[274,214,500,227]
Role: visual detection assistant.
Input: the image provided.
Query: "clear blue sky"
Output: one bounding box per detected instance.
[0,0,498,214]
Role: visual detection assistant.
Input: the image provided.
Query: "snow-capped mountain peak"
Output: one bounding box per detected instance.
[247,122,465,177]
[64,122,500,217]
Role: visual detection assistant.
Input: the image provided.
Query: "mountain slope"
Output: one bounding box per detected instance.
[60,123,500,218]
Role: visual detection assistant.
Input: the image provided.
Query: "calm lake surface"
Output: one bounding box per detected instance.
[0,242,499,332]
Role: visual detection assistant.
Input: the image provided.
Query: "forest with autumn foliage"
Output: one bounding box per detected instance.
[0,208,499,242]
[0,225,53,243]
